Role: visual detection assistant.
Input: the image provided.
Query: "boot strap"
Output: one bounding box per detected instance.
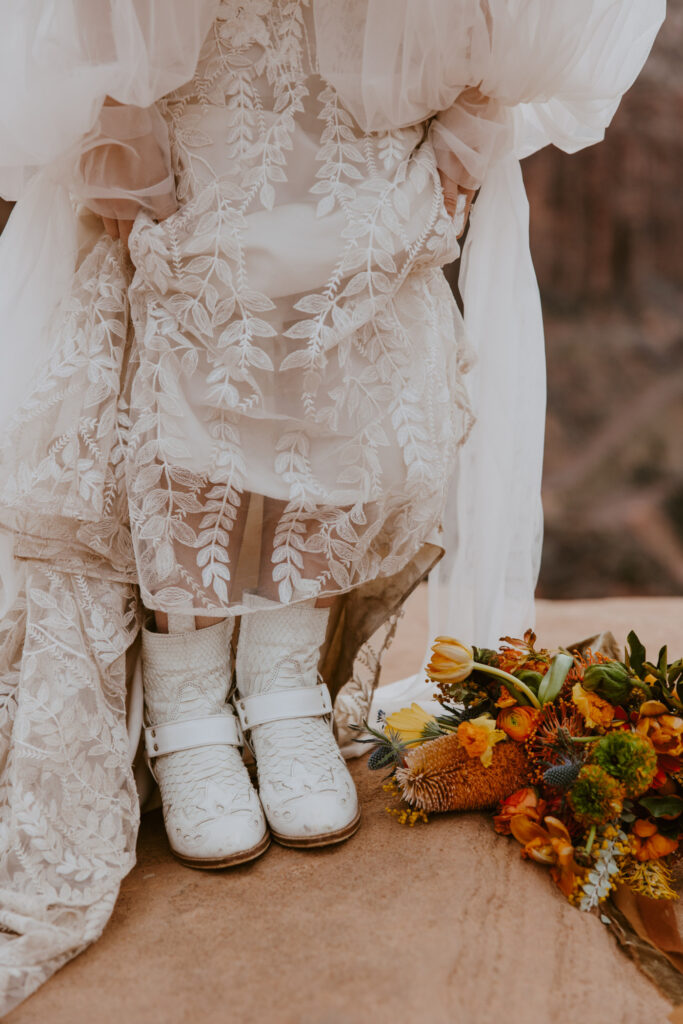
[145,712,242,759]
[234,684,333,732]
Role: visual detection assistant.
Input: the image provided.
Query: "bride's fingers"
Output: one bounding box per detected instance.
[455,189,476,238]
[438,170,477,236]
[118,219,135,251]
[151,192,179,223]
[102,216,119,240]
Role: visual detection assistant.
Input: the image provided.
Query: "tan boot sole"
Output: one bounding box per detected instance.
[171,831,271,870]
[271,809,361,849]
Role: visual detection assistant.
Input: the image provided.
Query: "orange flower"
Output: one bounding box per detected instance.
[636,701,683,758]
[496,686,517,709]
[457,715,506,767]
[493,787,546,835]
[497,705,540,742]
[632,819,679,862]
[571,683,614,730]
[509,815,584,898]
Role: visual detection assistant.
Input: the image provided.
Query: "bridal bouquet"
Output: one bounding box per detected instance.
[362,629,683,912]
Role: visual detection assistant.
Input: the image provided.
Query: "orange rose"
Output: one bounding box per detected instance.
[509,815,584,898]
[494,787,546,835]
[632,818,679,861]
[496,705,540,742]
[636,701,683,757]
[572,683,614,730]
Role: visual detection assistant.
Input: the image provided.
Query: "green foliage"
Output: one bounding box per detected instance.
[625,631,683,710]
[626,631,646,677]
[516,670,544,694]
[472,647,499,666]
[538,653,573,705]
[638,795,683,819]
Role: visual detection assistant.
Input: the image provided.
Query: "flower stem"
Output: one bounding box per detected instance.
[472,662,542,710]
[585,824,597,856]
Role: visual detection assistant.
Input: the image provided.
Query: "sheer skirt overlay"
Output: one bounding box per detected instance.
[0,1,474,616]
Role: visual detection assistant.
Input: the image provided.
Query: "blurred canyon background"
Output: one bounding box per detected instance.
[0,6,680,600]
[450,6,683,598]
[528,3,682,599]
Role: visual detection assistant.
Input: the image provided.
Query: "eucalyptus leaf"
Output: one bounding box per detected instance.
[638,795,683,819]
[538,652,574,705]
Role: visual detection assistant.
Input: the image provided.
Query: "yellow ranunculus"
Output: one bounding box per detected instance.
[385,703,437,745]
[426,636,474,683]
[457,714,506,767]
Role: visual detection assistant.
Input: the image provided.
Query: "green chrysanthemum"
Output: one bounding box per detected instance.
[592,730,658,798]
[567,764,625,827]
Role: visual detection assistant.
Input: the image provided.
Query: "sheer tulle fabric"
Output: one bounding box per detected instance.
[75,102,177,221]
[313,0,663,134]
[314,0,665,648]
[0,0,220,197]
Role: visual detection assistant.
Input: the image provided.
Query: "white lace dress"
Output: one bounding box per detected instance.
[0,0,663,1011]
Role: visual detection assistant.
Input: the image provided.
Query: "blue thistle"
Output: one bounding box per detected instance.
[543,760,582,789]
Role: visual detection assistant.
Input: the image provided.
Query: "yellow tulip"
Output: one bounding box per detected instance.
[426,636,474,683]
[385,703,438,745]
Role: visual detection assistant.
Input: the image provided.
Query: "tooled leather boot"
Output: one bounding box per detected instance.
[234,602,360,848]
[142,618,269,868]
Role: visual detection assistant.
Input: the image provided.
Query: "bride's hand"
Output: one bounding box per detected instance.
[438,169,477,238]
[78,100,177,256]
[101,216,136,251]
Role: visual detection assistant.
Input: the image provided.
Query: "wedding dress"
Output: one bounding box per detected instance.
[0,0,663,1011]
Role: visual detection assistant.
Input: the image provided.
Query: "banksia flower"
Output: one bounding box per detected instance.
[395,732,531,812]
[592,730,658,798]
[567,765,624,826]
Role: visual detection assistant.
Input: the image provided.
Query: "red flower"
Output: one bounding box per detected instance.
[493,787,546,835]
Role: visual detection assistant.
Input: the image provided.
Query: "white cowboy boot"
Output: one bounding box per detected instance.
[142,618,269,868]
[234,602,361,848]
